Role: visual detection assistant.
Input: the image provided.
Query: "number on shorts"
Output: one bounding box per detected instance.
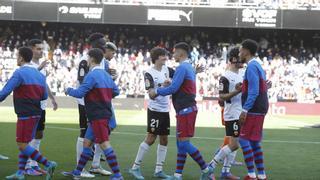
[233,122,239,131]
[150,119,159,128]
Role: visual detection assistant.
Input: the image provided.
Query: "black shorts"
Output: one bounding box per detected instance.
[225,120,240,137]
[78,104,88,129]
[36,110,46,131]
[147,109,170,136]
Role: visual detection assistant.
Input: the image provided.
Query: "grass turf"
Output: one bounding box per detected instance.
[0,108,320,179]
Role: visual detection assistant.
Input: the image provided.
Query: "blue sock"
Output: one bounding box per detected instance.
[184,141,207,170]
[76,147,92,172]
[21,145,50,167]
[239,138,255,174]
[250,141,265,175]
[103,147,121,177]
[175,141,187,174]
[18,152,28,172]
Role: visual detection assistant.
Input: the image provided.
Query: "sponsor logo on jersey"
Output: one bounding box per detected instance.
[234,131,239,136]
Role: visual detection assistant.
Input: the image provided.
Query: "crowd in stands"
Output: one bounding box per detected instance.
[0,21,319,102]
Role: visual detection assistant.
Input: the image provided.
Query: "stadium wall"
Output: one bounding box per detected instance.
[0,96,319,116]
[1,1,320,29]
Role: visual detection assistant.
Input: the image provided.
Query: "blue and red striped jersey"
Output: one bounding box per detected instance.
[157,60,196,112]
[0,65,48,117]
[242,59,269,114]
[67,67,119,121]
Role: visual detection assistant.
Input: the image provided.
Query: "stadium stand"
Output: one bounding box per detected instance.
[0,21,319,102]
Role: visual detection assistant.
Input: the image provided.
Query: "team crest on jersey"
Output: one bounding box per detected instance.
[79,69,85,76]
[145,79,151,88]
[219,82,224,91]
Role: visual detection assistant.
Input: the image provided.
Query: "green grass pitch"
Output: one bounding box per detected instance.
[0,107,320,179]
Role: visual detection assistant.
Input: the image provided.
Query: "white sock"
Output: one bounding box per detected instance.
[210,145,232,168]
[155,144,167,173]
[132,142,150,169]
[92,144,103,168]
[222,151,236,173]
[26,139,41,168]
[76,137,84,163]
[202,167,210,173]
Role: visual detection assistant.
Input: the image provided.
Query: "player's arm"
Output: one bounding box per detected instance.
[104,59,118,81]
[66,73,95,98]
[242,64,259,112]
[195,63,205,74]
[42,84,48,101]
[218,76,241,101]
[111,80,120,98]
[0,70,22,102]
[46,83,58,110]
[156,65,186,96]
[144,72,155,90]
[38,64,58,110]
[168,67,175,79]
[38,60,50,71]
[77,59,88,84]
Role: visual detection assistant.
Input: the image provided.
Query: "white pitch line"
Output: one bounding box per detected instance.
[47,125,320,145]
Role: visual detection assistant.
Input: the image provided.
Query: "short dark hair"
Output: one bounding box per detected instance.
[88,32,106,52]
[19,47,33,62]
[228,47,239,62]
[28,39,42,47]
[88,48,104,64]
[174,42,190,54]
[88,32,104,43]
[105,42,117,51]
[150,47,166,64]
[241,39,258,55]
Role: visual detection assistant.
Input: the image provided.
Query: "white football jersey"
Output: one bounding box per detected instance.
[219,70,243,121]
[30,60,47,110]
[145,65,170,112]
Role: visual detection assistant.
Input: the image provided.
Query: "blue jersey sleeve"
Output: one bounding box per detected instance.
[42,83,49,100]
[0,70,22,102]
[111,80,120,98]
[157,65,186,96]
[67,72,95,98]
[243,64,259,111]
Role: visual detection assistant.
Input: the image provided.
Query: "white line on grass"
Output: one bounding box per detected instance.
[47,125,320,145]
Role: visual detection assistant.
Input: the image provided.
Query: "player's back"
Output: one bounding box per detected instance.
[172,61,196,111]
[84,68,119,121]
[13,65,47,117]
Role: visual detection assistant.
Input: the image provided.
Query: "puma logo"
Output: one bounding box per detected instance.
[148,9,192,22]
[179,10,192,22]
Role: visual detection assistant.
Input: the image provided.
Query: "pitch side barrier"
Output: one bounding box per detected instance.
[0,96,319,116]
[1,1,320,29]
